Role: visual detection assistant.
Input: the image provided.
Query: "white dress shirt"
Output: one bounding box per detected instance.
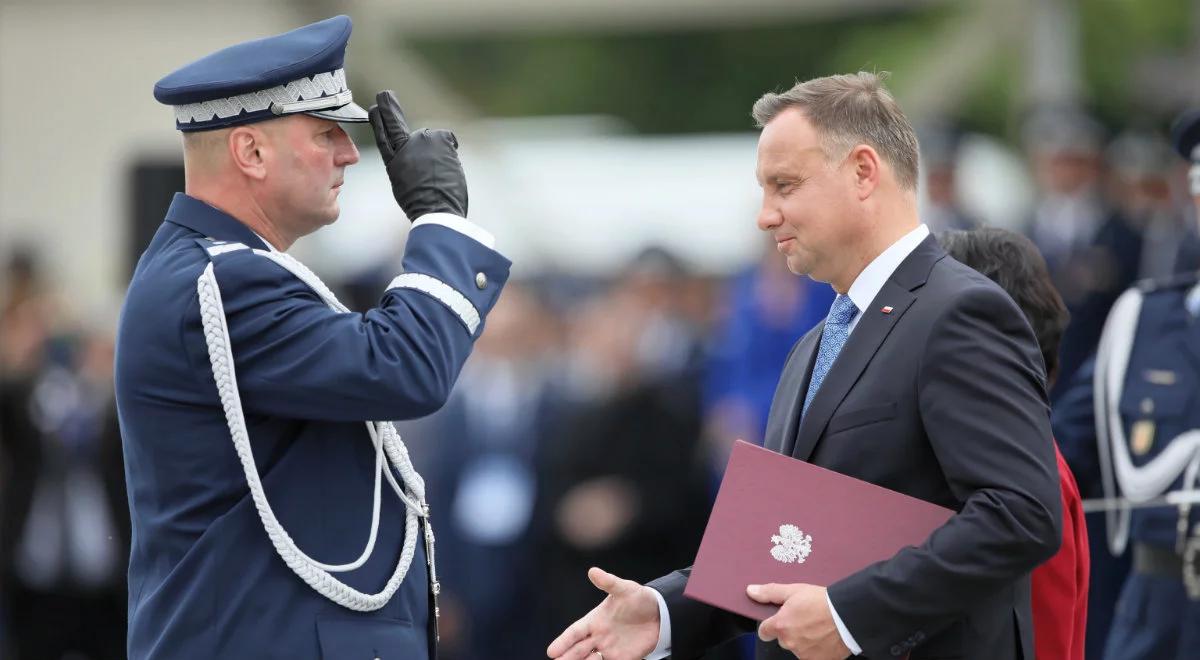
[647,223,930,659]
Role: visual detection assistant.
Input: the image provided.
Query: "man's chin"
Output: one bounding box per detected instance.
[321,205,340,226]
[785,256,811,278]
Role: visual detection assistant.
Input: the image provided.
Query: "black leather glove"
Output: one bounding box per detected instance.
[368,90,468,219]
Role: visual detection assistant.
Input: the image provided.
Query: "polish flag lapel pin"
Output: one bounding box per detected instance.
[880,305,894,314]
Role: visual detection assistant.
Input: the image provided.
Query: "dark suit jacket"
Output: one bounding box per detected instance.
[649,236,1062,660]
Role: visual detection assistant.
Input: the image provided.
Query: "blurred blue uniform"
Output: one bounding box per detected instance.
[704,263,834,444]
[116,15,511,659]
[1054,273,1200,660]
[1052,358,1132,660]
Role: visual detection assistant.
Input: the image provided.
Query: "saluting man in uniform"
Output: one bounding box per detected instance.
[114,15,510,659]
[1054,109,1200,659]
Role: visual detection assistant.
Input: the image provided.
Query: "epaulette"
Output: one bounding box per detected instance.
[1135,270,1200,294]
[192,237,250,259]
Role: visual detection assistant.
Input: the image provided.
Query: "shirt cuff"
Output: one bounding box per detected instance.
[826,592,862,656]
[646,587,672,659]
[411,213,496,249]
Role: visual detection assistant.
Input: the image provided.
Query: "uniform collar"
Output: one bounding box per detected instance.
[163,193,271,251]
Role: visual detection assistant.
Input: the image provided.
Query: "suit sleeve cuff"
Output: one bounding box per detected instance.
[827,592,862,656]
[646,587,672,659]
[411,213,496,249]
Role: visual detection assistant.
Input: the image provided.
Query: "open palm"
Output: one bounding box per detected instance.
[547,567,661,660]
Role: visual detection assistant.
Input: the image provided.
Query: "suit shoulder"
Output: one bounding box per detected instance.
[927,256,1015,309]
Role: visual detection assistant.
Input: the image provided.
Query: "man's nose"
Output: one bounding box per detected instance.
[337,131,360,166]
[757,200,782,233]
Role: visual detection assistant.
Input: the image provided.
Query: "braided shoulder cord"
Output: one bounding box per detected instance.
[195,250,439,611]
[1094,287,1200,555]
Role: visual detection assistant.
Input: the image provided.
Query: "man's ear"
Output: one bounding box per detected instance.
[229,126,269,180]
[849,144,882,200]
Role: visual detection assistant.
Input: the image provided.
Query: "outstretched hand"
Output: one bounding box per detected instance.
[546,567,662,660]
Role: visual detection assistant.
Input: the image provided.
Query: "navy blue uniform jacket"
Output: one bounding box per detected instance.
[115,194,510,659]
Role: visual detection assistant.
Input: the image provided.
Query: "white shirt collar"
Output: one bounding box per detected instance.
[845,224,930,321]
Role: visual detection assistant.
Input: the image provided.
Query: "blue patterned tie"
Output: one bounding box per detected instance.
[802,294,859,419]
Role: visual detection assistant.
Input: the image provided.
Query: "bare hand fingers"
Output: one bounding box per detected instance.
[547,614,593,657]
[757,616,780,643]
[587,567,621,594]
[556,637,600,660]
[746,582,801,605]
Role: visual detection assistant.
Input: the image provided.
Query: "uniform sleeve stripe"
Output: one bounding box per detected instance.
[386,273,481,334]
[410,214,496,249]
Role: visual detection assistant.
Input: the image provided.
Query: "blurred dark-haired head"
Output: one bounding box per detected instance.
[937,228,1069,387]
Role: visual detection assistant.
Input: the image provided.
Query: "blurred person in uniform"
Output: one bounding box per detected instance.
[704,235,834,472]
[938,227,1087,660]
[1051,108,1200,660]
[541,248,728,658]
[1106,131,1199,279]
[1,247,51,659]
[619,246,710,385]
[1053,359,1131,660]
[1,330,128,660]
[398,283,566,660]
[1,250,129,659]
[1024,108,1142,402]
[918,122,980,233]
[115,15,509,659]
[0,248,55,379]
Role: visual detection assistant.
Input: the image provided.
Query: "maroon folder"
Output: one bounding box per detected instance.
[684,440,954,620]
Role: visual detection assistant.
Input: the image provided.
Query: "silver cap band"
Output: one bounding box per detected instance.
[174,69,349,125]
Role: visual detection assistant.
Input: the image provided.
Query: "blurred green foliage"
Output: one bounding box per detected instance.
[408,0,1192,137]
[1080,0,1192,124]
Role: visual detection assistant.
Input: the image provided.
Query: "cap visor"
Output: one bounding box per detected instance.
[305,101,369,123]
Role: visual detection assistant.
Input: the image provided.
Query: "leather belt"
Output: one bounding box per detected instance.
[1133,542,1200,600]
[1133,543,1182,577]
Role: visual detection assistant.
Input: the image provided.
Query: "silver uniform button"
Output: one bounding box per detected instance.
[475,272,488,289]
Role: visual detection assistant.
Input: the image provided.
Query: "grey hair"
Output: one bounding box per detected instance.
[752,71,920,191]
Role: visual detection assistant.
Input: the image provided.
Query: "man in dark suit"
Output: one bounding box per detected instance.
[547,72,1062,660]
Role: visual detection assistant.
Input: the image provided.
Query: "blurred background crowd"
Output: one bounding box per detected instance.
[1,0,1198,658]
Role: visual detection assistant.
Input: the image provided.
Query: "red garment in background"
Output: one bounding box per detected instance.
[1031,444,1089,660]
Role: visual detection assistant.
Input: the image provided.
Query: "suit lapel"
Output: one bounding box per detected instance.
[791,282,915,460]
[769,325,822,455]
[790,235,946,461]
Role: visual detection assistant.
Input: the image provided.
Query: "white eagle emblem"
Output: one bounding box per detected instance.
[770,524,813,564]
